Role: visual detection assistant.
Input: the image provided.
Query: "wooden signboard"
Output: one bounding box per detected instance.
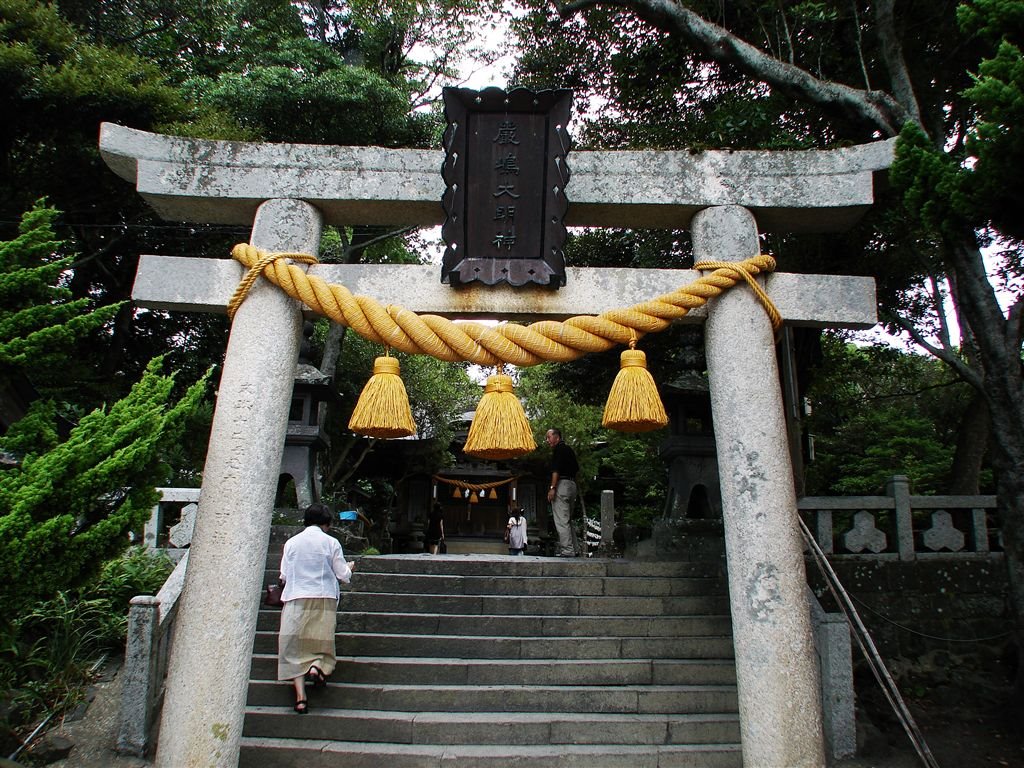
[441,87,573,288]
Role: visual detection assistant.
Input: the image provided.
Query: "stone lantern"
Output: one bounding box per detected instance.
[660,371,722,520]
[278,324,336,509]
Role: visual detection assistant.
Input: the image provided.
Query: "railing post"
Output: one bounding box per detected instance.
[808,592,856,760]
[600,490,615,547]
[887,475,914,560]
[971,508,990,553]
[118,596,160,756]
[816,510,834,554]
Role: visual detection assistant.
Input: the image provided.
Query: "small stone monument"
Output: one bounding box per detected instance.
[167,503,198,548]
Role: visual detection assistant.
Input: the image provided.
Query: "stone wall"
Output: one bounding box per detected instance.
[807,556,1012,676]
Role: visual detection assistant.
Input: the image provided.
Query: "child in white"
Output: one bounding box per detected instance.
[506,510,528,555]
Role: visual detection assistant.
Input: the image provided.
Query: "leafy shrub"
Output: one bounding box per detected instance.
[0,358,208,616]
[0,548,174,753]
[83,548,175,646]
[620,505,660,528]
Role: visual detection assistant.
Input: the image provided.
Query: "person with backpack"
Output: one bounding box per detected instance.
[505,508,528,555]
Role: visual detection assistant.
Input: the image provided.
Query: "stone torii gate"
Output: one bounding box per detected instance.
[100,122,889,767]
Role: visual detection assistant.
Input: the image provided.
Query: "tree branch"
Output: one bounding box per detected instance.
[346,225,418,257]
[927,272,955,354]
[554,0,915,136]
[873,0,923,126]
[882,309,981,387]
[1006,296,1024,362]
[849,0,871,91]
[332,438,376,489]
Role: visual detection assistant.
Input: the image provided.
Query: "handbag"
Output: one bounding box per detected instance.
[263,579,284,607]
[438,539,447,554]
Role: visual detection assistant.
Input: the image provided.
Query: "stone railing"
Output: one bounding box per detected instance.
[117,550,189,757]
[798,475,1000,561]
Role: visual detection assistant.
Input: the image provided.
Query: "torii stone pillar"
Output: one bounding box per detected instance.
[697,205,824,765]
[101,123,890,767]
[155,200,322,767]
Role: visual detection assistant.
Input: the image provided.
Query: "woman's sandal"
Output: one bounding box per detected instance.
[293,699,308,714]
[306,665,327,687]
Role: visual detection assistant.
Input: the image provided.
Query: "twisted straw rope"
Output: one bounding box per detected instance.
[227,243,782,367]
[433,475,517,492]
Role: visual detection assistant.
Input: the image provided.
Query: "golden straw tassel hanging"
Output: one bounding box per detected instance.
[464,366,536,460]
[348,352,416,438]
[602,334,668,433]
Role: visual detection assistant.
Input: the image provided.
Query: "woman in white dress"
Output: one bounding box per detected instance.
[276,503,355,713]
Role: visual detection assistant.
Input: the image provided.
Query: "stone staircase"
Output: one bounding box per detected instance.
[241,546,742,767]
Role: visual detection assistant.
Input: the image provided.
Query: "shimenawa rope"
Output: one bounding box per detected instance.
[226,243,782,368]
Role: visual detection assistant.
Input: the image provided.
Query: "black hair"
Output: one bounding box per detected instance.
[304,502,333,527]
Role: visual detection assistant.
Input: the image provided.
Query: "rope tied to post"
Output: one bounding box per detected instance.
[227,250,319,321]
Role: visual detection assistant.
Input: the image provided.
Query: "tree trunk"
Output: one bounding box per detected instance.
[992,440,1024,719]
[319,322,346,378]
[946,235,1024,720]
[948,392,989,495]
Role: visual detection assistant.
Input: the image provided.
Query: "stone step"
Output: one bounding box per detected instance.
[343,572,725,597]
[247,544,742,766]
[349,633,733,660]
[264,553,722,579]
[249,655,737,686]
[262,570,725,597]
[252,631,736,661]
[239,738,743,768]
[245,681,739,715]
[242,708,741,746]
[338,592,731,616]
[257,610,732,637]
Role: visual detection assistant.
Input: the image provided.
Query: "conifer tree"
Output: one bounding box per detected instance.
[0,201,118,380]
[0,203,210,613]
[0,360,208,614]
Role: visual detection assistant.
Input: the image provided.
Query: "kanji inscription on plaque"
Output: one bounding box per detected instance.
[441,87,572,288]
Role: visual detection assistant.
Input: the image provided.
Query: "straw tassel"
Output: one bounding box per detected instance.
[348,354,416,438]
[602,343,668,433]
[464,369,536,460]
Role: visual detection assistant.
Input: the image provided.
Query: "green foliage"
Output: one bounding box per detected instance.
[0,593,110,725]
[891,123,976,241]
[0,202,119,373]
[85,548,175,645]
[0,548,173,750]
[510,0,890,150]
[823,410,956,495]
[893,1,1024,240]
[519,364,667,512]
[620,504,660,528]
[0,358,209,615]
[0,0,189,149]
[0,400,60,457]
[188,56,429,146]
[804,335,982,495]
